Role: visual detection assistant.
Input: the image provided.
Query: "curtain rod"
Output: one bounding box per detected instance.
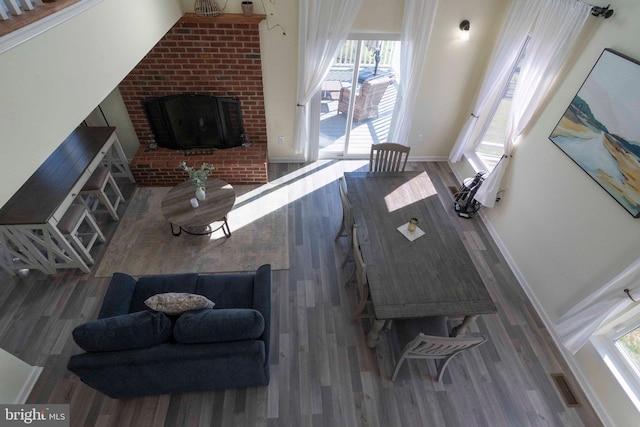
[586,2,614,18]
[625,289,636,302]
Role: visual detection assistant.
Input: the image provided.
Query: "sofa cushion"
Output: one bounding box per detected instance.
[174,308,265,344]
[72,311,173,352]
[195,274,255,309]
[145,293,215,315]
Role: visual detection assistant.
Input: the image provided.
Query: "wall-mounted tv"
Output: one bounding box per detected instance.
[142,94,244,150]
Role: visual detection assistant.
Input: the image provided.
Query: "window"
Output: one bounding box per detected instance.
[616,326,640,376]
[593,309,640,412]
[470,41,529,172]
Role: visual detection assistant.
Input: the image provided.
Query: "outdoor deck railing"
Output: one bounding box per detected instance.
[0,0,36,20]
[1,0,54,28]
[334,39,396,69]
[0,0,98,53]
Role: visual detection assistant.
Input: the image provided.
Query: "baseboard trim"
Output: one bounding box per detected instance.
[269,155,449,163]
[409,155,448,161]
[268,157,307,163]
[14,366,43,404]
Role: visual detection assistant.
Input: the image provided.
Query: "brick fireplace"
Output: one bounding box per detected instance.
[119,13,269,186]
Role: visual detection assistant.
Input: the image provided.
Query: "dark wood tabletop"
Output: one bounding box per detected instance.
[0,127,116,225]
[161,180,236,229]
[344,171,497,320]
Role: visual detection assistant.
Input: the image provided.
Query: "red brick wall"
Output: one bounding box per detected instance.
[130,144,268,186]
[119,16,268,185]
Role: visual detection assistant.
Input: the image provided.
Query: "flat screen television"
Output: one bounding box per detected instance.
[142,94,244,150]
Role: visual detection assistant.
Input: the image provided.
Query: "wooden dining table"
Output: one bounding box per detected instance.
[344,171,497,348]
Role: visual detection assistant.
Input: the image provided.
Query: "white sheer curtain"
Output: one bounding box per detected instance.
[475,0,591,207]
[448,0,538,163]
[293,0,363,159]
[556,258,640,354]
[387,0,439,145]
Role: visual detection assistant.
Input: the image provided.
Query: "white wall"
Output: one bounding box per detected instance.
[451,1,640,425]
[246,0,507,162]
[85,88,140,159]
[0,0,183,207]
[0,348,41,403]
[255,0,300,161]
[402,0,507,159]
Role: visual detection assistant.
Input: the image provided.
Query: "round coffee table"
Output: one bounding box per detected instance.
[161,180,236,237]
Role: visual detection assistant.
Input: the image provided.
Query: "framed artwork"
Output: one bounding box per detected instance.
[549,49,640,217]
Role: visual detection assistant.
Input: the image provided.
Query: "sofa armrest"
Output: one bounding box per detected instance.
[253,264,271,367]
[98,272,138,318]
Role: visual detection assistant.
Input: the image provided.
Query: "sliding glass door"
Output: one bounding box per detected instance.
[318,36,400,158]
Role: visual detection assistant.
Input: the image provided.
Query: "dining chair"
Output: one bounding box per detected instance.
[346,224,374,320]
[391,315,487,382]
[369,143,411,172]
[334,177,355,267]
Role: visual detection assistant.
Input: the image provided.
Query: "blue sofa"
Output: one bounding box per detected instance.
[67,264,271,399]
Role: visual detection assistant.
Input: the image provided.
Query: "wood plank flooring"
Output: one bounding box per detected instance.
[0,161,602,426]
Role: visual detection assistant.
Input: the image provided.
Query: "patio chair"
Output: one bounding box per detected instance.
[337,76,393,123]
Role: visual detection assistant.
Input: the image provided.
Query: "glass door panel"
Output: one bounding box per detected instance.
[319,39,400,158]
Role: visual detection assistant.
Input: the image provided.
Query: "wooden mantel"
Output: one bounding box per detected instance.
[180,13,266,25]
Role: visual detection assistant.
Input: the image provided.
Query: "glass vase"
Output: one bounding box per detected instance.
[195,187,206,201]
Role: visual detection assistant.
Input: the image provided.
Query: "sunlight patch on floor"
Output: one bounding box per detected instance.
[384,172,437,212]
[209,160,368,239]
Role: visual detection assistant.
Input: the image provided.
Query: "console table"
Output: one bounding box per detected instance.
[0,127,134,275]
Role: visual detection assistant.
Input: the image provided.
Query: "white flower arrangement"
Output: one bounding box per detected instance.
[180,161,215,188]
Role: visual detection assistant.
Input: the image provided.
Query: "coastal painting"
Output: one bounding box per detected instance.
[550,49,640,217]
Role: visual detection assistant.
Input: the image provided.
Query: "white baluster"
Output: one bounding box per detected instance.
[20,0,35,11]
[4,0,22,16]
[1,2,11,21]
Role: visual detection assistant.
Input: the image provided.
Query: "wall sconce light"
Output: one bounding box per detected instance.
[459,20,470,41]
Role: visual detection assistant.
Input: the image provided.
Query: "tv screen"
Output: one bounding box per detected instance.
[142,94,244,150]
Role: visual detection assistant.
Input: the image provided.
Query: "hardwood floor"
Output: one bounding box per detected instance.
[0,161,602,426]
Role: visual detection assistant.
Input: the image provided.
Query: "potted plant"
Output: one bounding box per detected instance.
[180,161,215,201]
[241,1,253,16]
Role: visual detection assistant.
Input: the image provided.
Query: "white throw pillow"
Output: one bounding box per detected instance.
[144,293,215,315]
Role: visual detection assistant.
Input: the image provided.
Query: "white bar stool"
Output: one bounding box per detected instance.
[81,167,125,221]
[58,204,106,265]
